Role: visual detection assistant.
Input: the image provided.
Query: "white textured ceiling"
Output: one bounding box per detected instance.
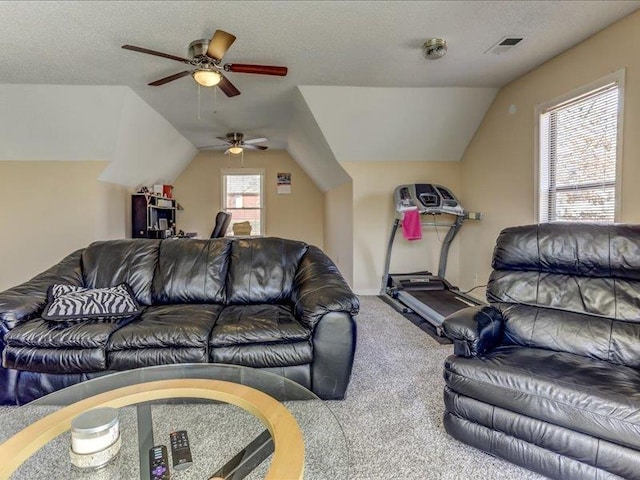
[0,1,638,187]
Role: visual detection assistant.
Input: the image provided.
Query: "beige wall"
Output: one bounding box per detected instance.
[0,161,128,291]
[343,161,462,294]
[323,181,353,285]
[173,149,324,248]
[459,10,640,298]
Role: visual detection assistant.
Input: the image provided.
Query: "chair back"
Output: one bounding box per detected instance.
[487,222,640,366]
[210,211,232,238]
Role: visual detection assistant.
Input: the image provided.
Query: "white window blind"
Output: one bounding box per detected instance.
[539,82,619,223]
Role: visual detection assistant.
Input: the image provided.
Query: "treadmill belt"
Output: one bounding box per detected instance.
[409,290,476,317]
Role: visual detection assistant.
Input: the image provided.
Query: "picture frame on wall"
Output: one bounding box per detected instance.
[277,173,291,194]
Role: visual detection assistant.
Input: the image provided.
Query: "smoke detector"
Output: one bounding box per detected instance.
[423,38,447,60]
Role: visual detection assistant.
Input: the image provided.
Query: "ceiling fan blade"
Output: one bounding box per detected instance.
[207,30,236,61]
[198,143,230,149]
[216,136,231,142]
[218,74,241,97]
[226,64,288,76]
[148,70,192,86]
[244,137,268,145]
[224,148,231,155]
[122,45,191,64]
[243,144,268,151]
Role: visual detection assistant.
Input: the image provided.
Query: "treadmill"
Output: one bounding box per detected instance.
[380,184,484,335]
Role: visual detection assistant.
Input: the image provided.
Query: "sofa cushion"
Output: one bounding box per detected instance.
[6,317,128,349]
[82,240,160,306]
[226,238,308,304]
[2,317,131,373]
[489,303,640,368]
[107,304,222,369]
[3,347,108,374]
[444,345,640,451]
[42,283,141,322]
[153,239,231,304]
[209,304,312,367]
[492,223,640,280]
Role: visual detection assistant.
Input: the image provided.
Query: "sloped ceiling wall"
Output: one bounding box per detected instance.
[286,88,352,192]
[0,85,197,187]
[298,86,498,163]
[0,84,497,192]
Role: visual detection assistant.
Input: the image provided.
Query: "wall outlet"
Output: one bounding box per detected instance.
[472,273,479,287]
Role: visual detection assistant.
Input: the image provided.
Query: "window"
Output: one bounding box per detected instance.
[221,169,264,236]
[537,71,623,223]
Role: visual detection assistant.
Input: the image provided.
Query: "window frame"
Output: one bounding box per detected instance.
[534,69,625,223]
[221,168,266,236]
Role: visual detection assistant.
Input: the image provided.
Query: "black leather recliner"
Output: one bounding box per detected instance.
[443,223,640,480]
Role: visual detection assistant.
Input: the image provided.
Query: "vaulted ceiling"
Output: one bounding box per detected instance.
[1,1,638,190]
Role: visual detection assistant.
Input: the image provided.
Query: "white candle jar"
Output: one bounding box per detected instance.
[70,407,120,469]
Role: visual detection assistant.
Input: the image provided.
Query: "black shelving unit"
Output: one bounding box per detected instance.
[132,194,177,238]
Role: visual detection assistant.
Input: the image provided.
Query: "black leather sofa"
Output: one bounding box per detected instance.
[443,223,640,480]
[0,237,359,405]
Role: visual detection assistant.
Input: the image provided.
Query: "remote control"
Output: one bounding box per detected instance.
[169,430,193,470]
[149,445,170,480]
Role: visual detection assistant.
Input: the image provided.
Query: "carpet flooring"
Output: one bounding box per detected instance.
[328,295,546,480]
[0,296,547,479]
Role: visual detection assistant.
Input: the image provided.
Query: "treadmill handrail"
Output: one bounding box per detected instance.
[381,212,463,293]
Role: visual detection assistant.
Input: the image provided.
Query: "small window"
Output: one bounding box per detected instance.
[537,71,623,223]
[221,169,264,236]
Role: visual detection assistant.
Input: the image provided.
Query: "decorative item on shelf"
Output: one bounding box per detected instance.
[69,407,121,469]
[153,184,173,198]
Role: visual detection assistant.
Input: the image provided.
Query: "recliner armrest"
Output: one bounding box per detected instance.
[442,305,503,357]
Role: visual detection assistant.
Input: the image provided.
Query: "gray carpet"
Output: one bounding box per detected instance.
[0,296,547,479]
[328,295,546,480]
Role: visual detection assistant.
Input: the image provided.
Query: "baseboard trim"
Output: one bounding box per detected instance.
[354,289,380,296]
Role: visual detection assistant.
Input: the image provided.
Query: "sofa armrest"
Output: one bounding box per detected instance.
[292,246,359,330]
[0,249,84,331]
[312,311,357,399]
[442,305,504,357]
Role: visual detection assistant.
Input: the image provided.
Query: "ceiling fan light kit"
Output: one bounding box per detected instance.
[228,146,244,155]
[423,38,447,59]
[192,69,222,87]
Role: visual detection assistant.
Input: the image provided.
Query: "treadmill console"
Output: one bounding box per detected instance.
[394,184,465,216]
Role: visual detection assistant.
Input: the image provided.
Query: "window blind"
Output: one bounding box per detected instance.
[539,83,619,223]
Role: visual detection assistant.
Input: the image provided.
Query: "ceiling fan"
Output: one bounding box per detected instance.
[122,29,288,97]
[200,132,268,155]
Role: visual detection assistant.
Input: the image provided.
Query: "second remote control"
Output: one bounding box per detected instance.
[170,430,193,470]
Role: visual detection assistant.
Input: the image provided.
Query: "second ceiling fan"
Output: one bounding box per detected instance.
[122,29,288,97]
[200,132,268,155]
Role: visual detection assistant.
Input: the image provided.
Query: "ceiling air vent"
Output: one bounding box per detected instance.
[484,36,524,55]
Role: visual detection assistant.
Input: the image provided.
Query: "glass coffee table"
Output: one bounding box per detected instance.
[0,364,348,479]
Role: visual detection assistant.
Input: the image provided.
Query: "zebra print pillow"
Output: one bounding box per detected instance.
[42,283,141,322]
